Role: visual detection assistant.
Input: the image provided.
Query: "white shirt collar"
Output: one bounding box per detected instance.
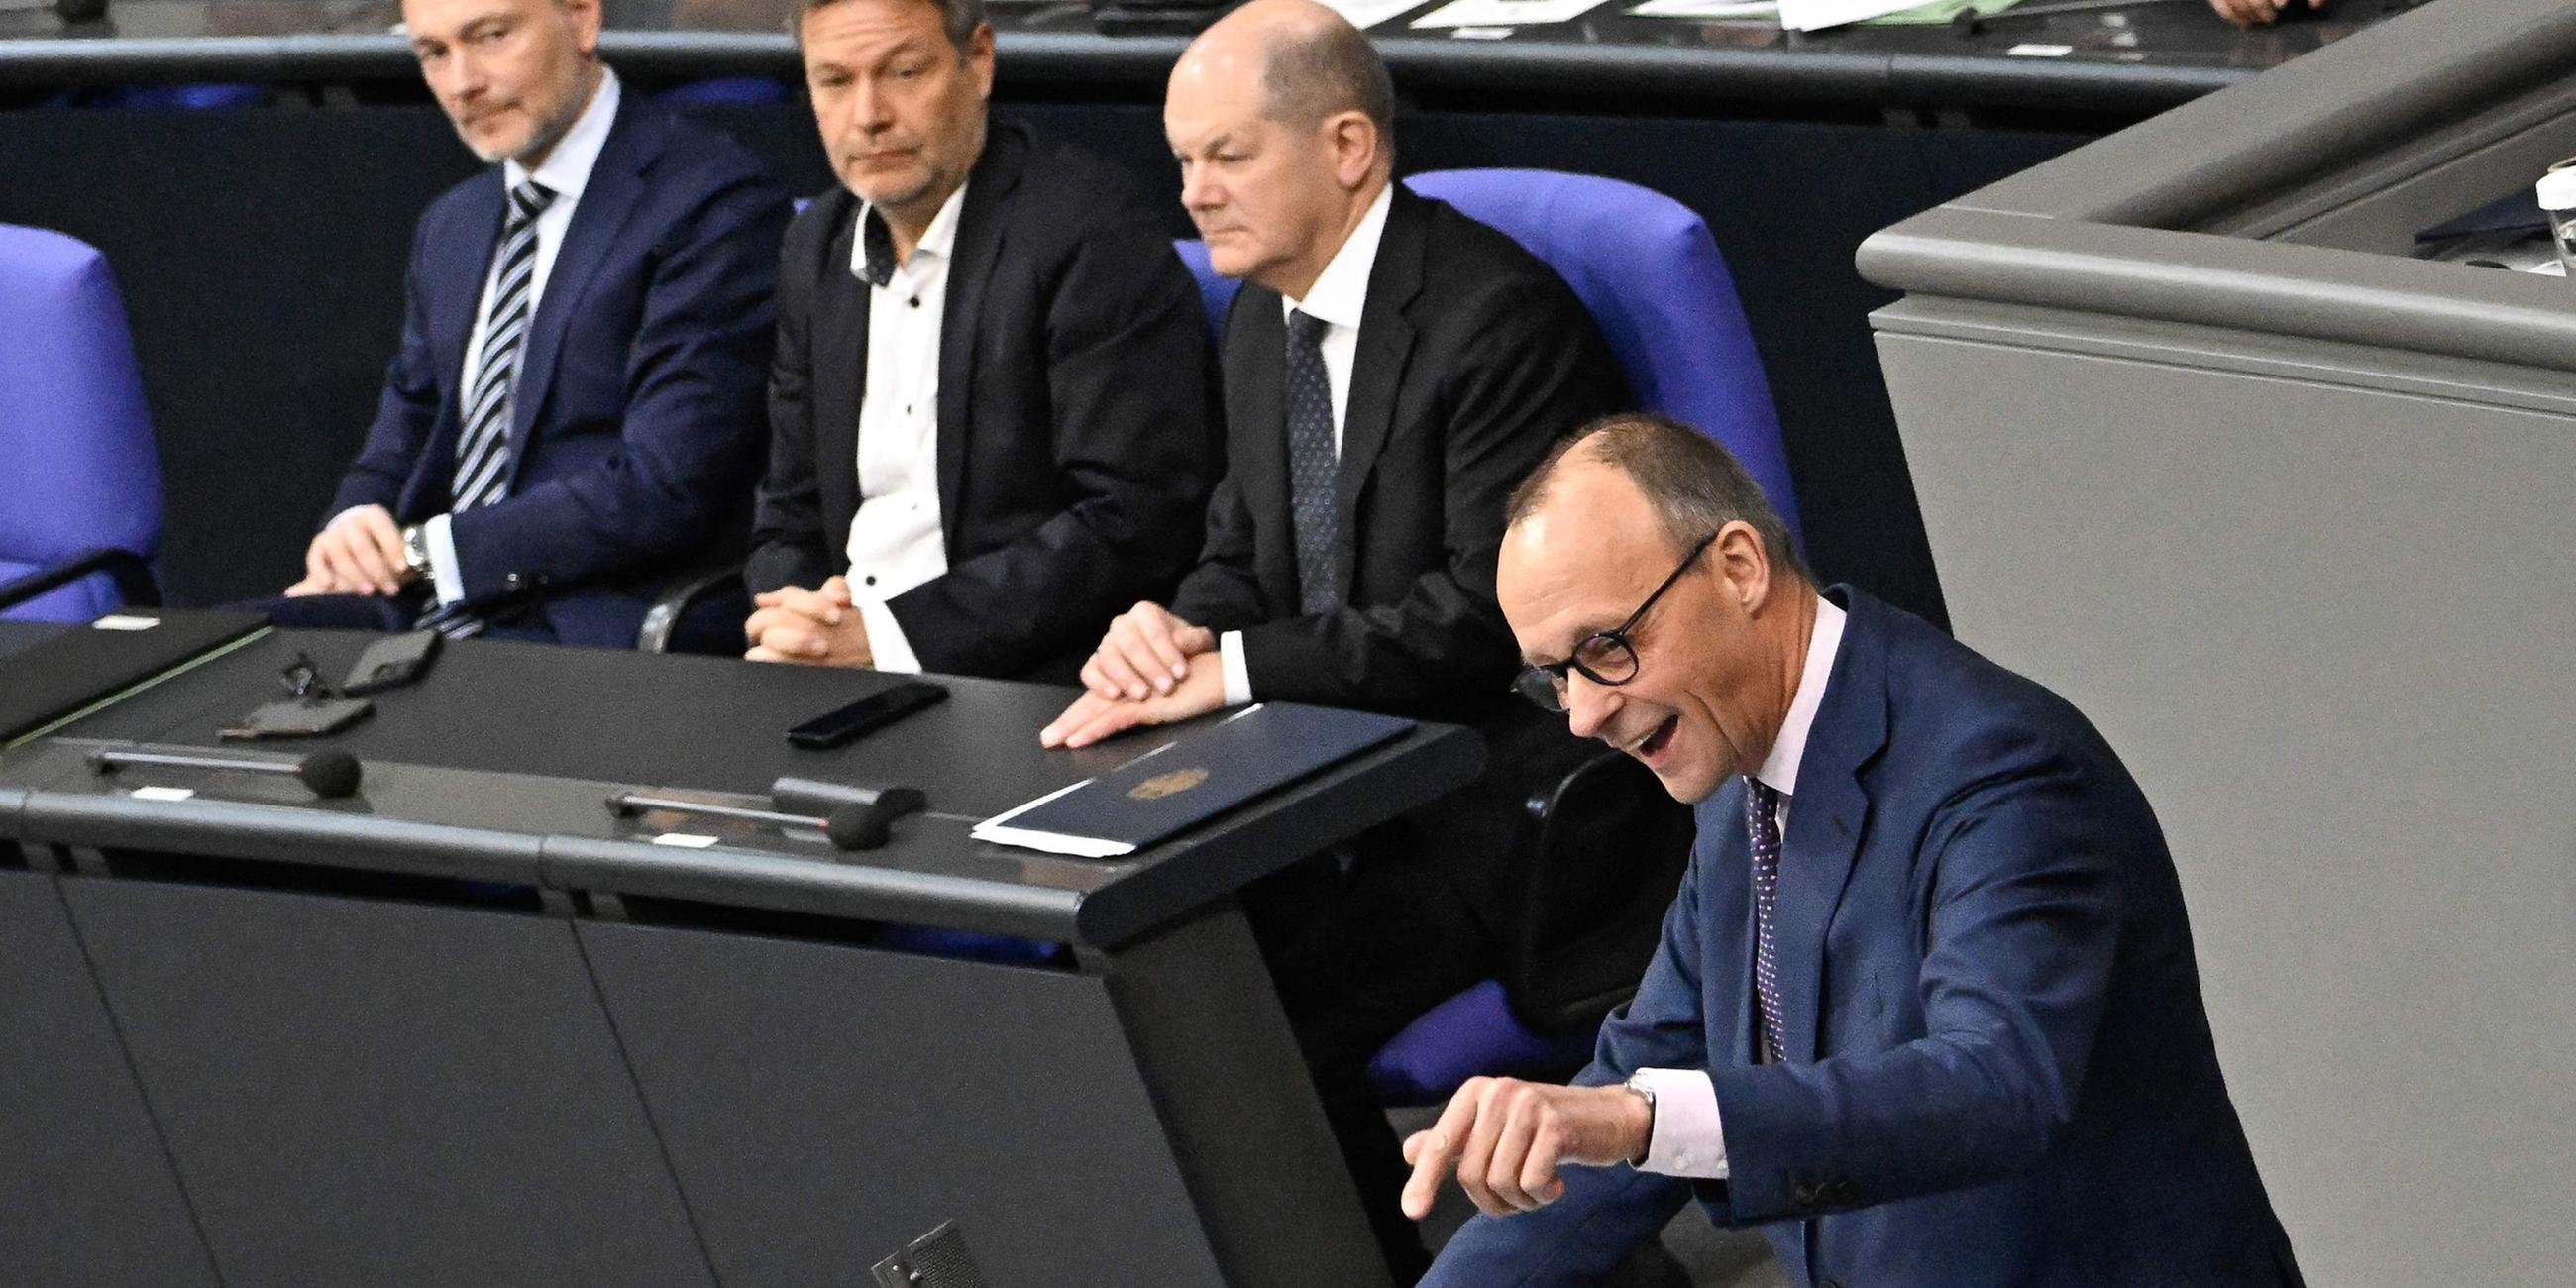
[1755,593,1846,799]
[1281,182,1392,330]
[503,64,619,202]
[852,180,971,281]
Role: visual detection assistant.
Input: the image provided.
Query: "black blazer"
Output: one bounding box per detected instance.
[1172,185,1629,722]
[746,121,1222,680]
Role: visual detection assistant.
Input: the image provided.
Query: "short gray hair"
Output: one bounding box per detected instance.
[794,0,985,51]
[1510,411,1811,586]
[1258,16,1394,141]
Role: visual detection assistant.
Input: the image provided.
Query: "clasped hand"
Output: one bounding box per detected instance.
[1399,1077,1654,1221]
[1039,600,1224,748]
[745,575,874,667]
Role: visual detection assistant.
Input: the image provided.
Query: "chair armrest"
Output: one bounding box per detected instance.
[636,562,748,654]
[0,547,160,614]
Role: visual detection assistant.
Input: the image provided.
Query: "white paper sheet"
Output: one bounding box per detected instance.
[1410,0,1611,28]
[1629,0,1778,17]
[1776,0,1920,30]
[1320,0,1435,28]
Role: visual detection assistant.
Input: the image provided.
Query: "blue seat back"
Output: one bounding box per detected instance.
[0,225,161,621]
[1402,168,1801,544]
[1170,238,1240,344]
[656,77,792,106]
[1172,173,1796,542]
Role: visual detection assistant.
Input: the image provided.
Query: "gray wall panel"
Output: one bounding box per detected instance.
[1878,325,2576,1287]
[578,920,1227,1288]
[0,869,218,1288]
[63,880,716,1288]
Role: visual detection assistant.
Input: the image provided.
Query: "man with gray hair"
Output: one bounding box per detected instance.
[744,0,1220,680]
[1043,0,1627,1274]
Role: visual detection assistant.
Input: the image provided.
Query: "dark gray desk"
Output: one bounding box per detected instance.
[0,631,1480,1287]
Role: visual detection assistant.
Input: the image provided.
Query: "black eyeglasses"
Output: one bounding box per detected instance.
[1511,532,1716,713]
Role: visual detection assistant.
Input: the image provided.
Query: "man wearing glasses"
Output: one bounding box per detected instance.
[1406,412,2303,1287]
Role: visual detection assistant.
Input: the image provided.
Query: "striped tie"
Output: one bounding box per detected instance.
[422,179,555,640]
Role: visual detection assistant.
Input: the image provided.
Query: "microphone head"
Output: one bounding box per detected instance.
[823,801,893,851]
[296,750,364,799]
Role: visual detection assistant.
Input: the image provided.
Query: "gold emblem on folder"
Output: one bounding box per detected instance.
[1129,767,1210,801]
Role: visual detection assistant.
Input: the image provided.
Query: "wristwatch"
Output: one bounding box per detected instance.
[399,523,432,580]
[1621,1072,1659,1167]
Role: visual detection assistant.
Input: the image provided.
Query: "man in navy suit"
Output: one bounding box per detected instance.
[276,0,790,646]
[1407,413,2304,1287]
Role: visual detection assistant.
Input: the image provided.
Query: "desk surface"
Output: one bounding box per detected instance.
[0,0,2414,112]
[0,629,1482,946]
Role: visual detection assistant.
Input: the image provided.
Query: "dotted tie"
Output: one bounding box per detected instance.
[1745,777,1788,1064]
[1283,309,1340,615]
[856,204,896,289]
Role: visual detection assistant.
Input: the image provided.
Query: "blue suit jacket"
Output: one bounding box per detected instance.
[1428,588,2304,1288]
[327,91,790,647]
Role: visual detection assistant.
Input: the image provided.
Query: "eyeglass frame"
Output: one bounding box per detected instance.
[1511,530,1719,713]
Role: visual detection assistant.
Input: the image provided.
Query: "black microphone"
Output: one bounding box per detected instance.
[89,745,364,800]
[605,791,910,852]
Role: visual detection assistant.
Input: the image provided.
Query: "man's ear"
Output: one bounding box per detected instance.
[964,22,996,99]
[1712,520,1772,614]
[1328,112,1380,190]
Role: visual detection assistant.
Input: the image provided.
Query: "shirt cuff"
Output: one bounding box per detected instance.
[1633,1068,1728,1179]
[857,596,920,673]
[422,513,464,606]
[1219,630,1252,706]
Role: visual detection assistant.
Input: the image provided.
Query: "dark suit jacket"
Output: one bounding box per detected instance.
[327,89,790,648]
[1427,589,2305,1288]
[744,122,1221,680]
[1170,184,1628,723]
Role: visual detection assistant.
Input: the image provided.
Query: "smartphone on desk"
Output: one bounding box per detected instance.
[787,680,949,750]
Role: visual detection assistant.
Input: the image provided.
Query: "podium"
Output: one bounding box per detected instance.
[1858,2,2576,1282]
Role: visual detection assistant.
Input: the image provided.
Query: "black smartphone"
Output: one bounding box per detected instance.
[340,629,442,696]
[788,680,949,750]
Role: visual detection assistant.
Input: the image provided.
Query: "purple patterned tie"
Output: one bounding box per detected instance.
[1282,309,1341,615]
[1744,777,1787,1064]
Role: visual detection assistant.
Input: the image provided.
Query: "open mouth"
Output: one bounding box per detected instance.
[1627,714,1679,762]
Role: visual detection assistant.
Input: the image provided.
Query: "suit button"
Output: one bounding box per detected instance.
[1820,1280,1845,1288]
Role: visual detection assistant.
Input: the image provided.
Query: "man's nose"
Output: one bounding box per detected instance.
[1564,676,1619,742]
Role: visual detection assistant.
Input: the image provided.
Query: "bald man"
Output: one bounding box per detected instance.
[1408,413,2302,1287]
[1041,1,1627,1276]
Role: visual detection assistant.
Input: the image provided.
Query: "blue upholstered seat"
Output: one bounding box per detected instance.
[0,224,162,621]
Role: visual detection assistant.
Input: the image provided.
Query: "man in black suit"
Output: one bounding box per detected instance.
[742,0,1220,680]
[1042,0,1628,1274]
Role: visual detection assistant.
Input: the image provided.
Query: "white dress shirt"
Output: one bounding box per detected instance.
[1635,593,1847,1180]
[840,182,968,673]
[1218,183,1394,704]
[403,68,622,605]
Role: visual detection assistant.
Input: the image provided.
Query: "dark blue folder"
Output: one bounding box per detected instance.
[973,703,1415,857]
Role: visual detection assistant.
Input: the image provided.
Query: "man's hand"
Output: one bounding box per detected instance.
[745,575,875,667]
[1082,600,1217,700]
[1399,1077,1655,1221]
[1041,651,1227,748]
[290,504,410,596]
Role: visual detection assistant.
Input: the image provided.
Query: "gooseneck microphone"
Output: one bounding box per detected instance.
[605,778,927,853]
[89,746,365,800]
